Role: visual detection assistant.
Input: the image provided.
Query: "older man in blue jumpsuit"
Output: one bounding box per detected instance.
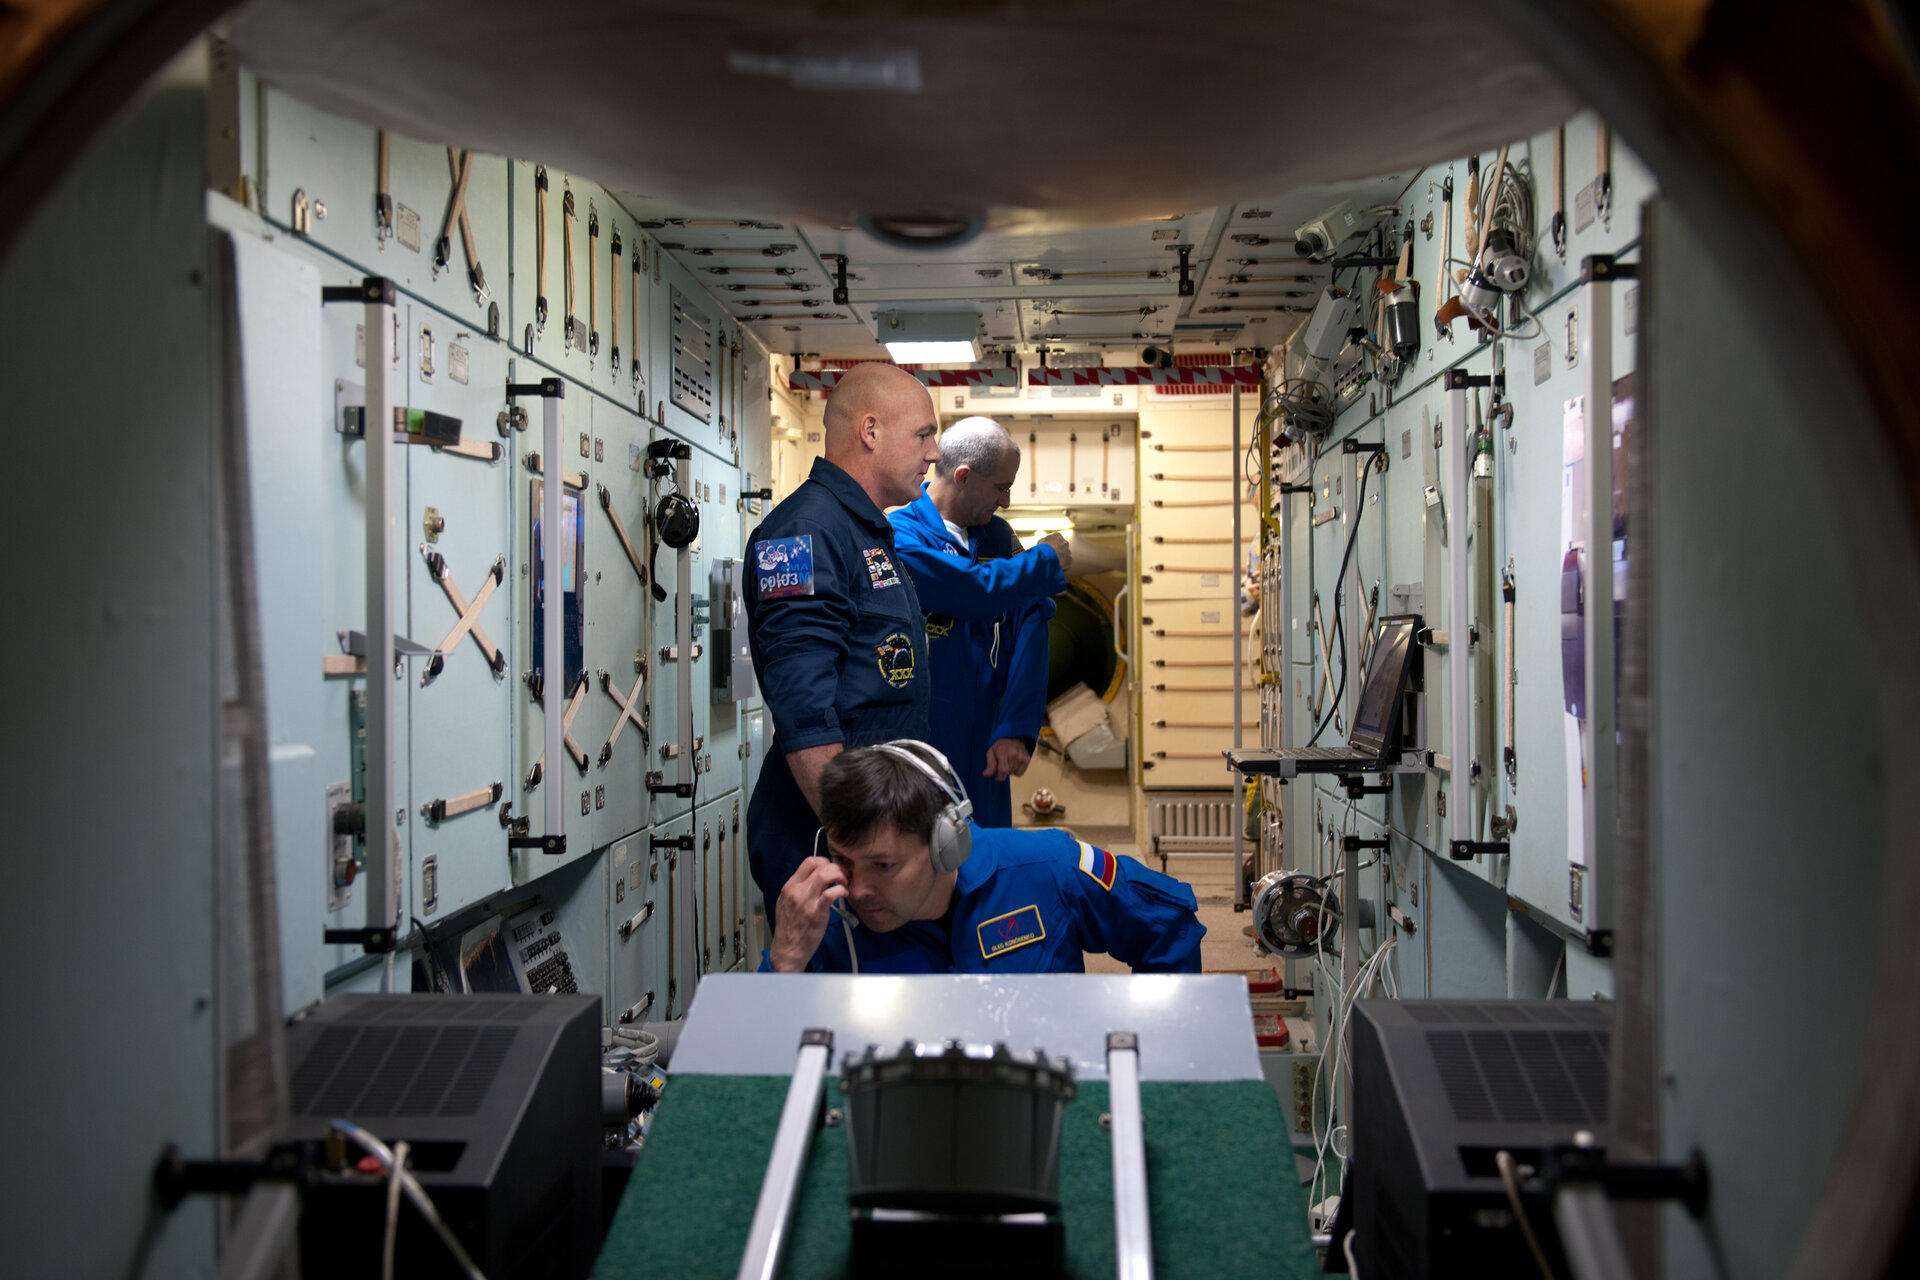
[764,742,1205,973]
[889,417,1069,827]
[744,362,943,922]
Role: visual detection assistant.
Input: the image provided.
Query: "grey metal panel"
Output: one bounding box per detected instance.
[260,88,506,330]
[315,275,418,966]
[405,322,515,920]
[1643,200,1881,1280]
[218,215,331,1011]
[607,828,668,1028]
[509,388,593,882]
[673,974,1264,1083]
[0,81,219,1277]
[587,395,653,846]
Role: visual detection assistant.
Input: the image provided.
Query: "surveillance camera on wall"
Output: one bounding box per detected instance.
[1293,199,1361,261]
[1295,287,1362,387]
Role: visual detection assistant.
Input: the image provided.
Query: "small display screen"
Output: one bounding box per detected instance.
[1350,617,1417,753]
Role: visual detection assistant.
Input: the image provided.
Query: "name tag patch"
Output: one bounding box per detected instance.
[977,904,1046,961]
[1077,841,1118,891]
[755,535,814,599]
[863,547,902,589]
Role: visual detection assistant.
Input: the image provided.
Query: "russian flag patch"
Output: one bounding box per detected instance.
[1077,841,1117,891]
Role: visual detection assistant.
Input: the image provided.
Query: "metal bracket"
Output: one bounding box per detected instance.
[1580,253,1639,285]
[322,277,396,307]
[323,926,397,953]
[1448,839,1510,860]
[1342,835,1390,852]
[829,254,850,306]
[508,833,567,855]
[650,833,695,852]
[1335,774,1393,800]
[1441,367,1506,391]
[153,1142,314,1213]
[1546,1140,1709,1218]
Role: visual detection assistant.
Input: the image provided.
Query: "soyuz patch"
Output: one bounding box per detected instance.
[1077,841,1118,891]
[863,547,902,589]
[755,535,814,599]
[977,904,1046,960]
[876,632,916,687]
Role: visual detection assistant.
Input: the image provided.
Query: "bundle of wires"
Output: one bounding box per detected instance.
[1306,455,1377,746]
[1309,931,1400,1217]
[332,1119,490,1280]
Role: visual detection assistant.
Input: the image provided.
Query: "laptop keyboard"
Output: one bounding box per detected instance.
[1284,747,1365,759]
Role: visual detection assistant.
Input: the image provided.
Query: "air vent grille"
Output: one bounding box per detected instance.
[1425,1027,1609,1126]
[291,1021,516,1119]
[670,286,715,422]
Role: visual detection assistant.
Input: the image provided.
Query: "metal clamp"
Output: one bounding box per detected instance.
[1448,839,1510,860]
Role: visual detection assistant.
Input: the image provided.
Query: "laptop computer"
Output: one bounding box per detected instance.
[1225,613,1422,779]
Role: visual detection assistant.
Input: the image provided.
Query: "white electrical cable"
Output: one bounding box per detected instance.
[1343,1227,1363,1278]
[1311,934,1400,1211]
[332,1121,490,1280]
[382,1139,409,1280]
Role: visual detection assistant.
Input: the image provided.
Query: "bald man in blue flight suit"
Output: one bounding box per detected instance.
[744,363,943,923]
[889,417,1069,827]
[765,742,1205,974]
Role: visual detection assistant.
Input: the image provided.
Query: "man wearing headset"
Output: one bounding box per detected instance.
[744,363,943,924]
[764,741,1206,974]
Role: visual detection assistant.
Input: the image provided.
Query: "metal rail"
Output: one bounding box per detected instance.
[1107,1031,1154,1280]
[736,1028,834,1280]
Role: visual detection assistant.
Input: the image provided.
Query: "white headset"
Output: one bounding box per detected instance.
[868,740,973,873]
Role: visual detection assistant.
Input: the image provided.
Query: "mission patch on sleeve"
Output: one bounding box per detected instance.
[755,535,814,598]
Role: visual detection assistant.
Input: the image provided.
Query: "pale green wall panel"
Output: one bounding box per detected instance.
[0,77,218,1278]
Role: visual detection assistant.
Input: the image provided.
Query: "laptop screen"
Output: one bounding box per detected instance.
[1348,615,1419,756]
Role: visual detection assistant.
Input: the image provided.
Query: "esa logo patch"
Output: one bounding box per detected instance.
[977,904,1046,960]
[755,535,814,599]
[863,547,901,589]
[876,632,916,687]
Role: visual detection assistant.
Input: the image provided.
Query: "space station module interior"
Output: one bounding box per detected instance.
[1,2,1915,1279]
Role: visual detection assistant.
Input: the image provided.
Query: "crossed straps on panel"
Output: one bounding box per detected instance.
[525,669,590,790]
[596,481,651,766]
[420,548,507,685]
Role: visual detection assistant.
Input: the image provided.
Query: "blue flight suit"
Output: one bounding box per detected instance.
[764,826,1206,974]
[745,458,931,921]
[889,489,1065,827]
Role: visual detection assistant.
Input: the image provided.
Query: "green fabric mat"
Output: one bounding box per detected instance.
[595,1073,1318,1279]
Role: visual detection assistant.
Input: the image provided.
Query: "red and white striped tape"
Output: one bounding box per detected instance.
[1028,365,1260,387]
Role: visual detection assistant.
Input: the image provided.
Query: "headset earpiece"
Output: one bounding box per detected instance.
[871,740,973,874]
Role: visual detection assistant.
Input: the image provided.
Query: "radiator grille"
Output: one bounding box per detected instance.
[1148,791,1236,858]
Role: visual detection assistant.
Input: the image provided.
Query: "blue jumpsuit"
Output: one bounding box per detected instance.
[744,458,931,921]
[766,826,1206,974]
[889,489,1065,827]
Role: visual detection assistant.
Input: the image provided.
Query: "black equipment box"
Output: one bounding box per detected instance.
[285,993,602,1279]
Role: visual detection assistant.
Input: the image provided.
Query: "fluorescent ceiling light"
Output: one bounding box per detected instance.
[881,309,980,363]
[884,340,981,362]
